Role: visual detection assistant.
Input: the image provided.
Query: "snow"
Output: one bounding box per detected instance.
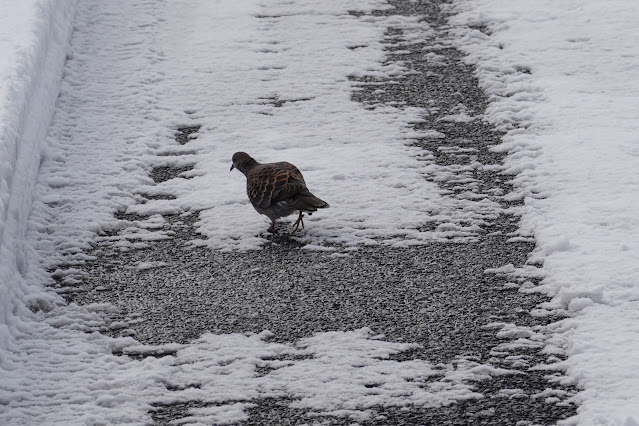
[1,2,79,418]
[0,0,77,315]
[450,0,639,423]
[2,321,512,424]
[0,0,515,423]
[32,0,510,255]
[1,0,639,423]
[148,328,510,423]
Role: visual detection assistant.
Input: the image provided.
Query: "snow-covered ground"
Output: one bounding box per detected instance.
[1,0,510,423]
[0,0,76,322]
[1,0,638,424]
[450,0,639,424]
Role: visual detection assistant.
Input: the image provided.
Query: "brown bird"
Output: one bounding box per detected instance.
[230,152,329,232]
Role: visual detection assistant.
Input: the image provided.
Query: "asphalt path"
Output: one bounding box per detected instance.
[63,1,578,424]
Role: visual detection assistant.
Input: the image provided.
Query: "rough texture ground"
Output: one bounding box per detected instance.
[61,0,578,424]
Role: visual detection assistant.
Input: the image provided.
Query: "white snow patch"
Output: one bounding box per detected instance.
[30,0,512,255]
[136,261,168,271]
[0,0,78,323]
[450,0,639,422]
[0,0,523,423]
[157,328,511,423]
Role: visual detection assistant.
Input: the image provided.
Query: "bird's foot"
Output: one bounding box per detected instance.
[292,212,305,232]
[267,220,276,233]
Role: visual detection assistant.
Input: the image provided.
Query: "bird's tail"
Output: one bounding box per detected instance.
[295,192,329,212]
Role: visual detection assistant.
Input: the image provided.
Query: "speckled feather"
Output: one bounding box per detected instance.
[248,162,306,209]
[231,152,329,231]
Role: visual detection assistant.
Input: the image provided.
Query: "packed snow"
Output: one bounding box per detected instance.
[1,0,514,423]
[149,328,512,424]
[28,0,511,255]
[451,0,639,423]
[1,0,638,424]
[0,0,77,320]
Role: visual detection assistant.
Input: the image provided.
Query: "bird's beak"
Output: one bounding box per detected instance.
[230,164,234,171]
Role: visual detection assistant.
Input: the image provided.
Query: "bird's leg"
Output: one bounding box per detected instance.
[292,211,305,232]
[268,219,276,233]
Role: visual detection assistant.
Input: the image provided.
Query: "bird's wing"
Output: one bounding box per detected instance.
[247,162,306,209]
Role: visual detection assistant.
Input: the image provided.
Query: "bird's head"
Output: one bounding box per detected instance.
[230,152,256,174]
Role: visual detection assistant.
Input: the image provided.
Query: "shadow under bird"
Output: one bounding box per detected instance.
[230,152,330,233]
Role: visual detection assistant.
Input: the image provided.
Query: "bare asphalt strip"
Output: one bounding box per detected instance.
[58,0,578,424]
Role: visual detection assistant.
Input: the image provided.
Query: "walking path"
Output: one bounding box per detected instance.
[1,0,638,424]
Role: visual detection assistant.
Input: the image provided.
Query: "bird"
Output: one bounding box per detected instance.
[230,152,329,233]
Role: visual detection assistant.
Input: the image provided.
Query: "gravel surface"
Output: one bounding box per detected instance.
[61,1,578,424]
